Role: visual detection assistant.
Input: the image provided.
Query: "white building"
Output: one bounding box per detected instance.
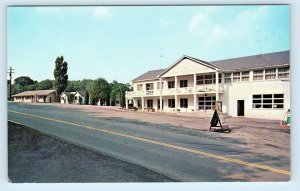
[125,51,290,120]
[74,90,86,104]
[60,91,75,104]
[60,91,86,104]
[12,90,56,103]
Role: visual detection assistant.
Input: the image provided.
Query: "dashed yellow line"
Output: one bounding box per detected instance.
[8,109,290,175]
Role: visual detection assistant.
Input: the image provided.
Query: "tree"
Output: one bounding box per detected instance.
[53,56,68,100]
[85,91,89,105]
[26,84,37,91]
[86,78,111,105]
[14,76,36,87]
[36,79,53,90]
[110,82,132,107]
[66,79,93,92]
[11,84,25,95]
[67,93,75,104]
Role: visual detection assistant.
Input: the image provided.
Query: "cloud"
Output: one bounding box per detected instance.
[35,7,62,15]
[158,18,175,26]
[93,7,111,19]
[188,12,214,38]
[188,6,276,52]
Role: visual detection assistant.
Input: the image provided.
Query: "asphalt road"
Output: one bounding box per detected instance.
[8,121,175,183]
[7,102,290,182]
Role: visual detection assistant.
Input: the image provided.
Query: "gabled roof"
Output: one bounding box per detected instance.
[157,55,220,77]
[13,90,55,97]
[60,91,76,97]
[211,50,290,71]
[133,69,166,82]
[131,50,290,82]
[75,90,86,97]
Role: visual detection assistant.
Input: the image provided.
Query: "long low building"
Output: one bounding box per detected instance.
[12,90,56,103]
[125,50,290,120]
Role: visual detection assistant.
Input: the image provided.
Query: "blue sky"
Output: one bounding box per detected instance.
[7,5,289,83]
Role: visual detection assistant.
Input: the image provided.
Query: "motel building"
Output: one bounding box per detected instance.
[125,50,290,120]
[12,90,56,103]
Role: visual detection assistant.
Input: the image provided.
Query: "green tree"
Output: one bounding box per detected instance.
[26,84,37,91]
[36,79,53,90]
[14,76,36,87]
[86,81,95,104]
[86,78,111,105]
[11,84,25,95]
[85,91,89,104]
[110,82,132,107]
[67,93,75,104]
[53,56,68,100]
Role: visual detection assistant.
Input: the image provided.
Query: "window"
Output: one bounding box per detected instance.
[180,98,188,108]
[196,74,221,85]
[233,72,241,82]
[241,71,249,81]
[265,68,276,80]
[168,99,175,108]
[213,74,222,84]
[198,96,216,110]
[180,80,188,88]
[137,84,143,91]
[168,81,175,88]
[204,75,213,84]
[147,99,153,108]
[196,75,204,85]
[146,83,153,90]
[278,67,289,79]
[274,94,284,108]
[225,73,232,83]
[253,70,263,80]
[252,94,284,109]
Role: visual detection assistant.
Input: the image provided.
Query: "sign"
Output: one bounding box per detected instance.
[209,110,231,133]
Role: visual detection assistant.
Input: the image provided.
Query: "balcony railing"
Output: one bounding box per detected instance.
[126,85,224,97]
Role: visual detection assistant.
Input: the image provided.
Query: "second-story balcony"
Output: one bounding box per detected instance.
[126,84,225,98]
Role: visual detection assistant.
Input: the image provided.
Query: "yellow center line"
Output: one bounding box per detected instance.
[8,109,290,175]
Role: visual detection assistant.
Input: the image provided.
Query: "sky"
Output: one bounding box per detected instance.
[7,5,290,84]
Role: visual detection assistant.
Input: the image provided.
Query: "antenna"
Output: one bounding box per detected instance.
[160,47,164,67]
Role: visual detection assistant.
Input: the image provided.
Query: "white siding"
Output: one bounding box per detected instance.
[161,59,215,77]
[222,80,290,119]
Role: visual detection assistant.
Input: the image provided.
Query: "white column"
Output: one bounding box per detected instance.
[216,70,219,101]
[141,97,144,112]
[193,73,197,112]
[141,84,145,112]
[175,76,178,110]
[159,77,163,112]
[125,96,128,109]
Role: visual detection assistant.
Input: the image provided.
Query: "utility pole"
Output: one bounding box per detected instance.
[7,66,15,101]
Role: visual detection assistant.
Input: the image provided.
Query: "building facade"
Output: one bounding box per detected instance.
[12,90,56,103]
[60,91,86,104]
[125,51,290,120]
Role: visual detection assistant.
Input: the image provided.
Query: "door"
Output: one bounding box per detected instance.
[237,100,244,116]
[147,99,153,108]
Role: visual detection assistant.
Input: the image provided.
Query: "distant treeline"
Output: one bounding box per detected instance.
[8,76,132,107]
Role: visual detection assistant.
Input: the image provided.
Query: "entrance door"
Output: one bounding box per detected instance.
[237,100,244,116]
[147,99,153,108]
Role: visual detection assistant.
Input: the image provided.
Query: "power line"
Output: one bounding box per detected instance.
[198,7,273,66]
